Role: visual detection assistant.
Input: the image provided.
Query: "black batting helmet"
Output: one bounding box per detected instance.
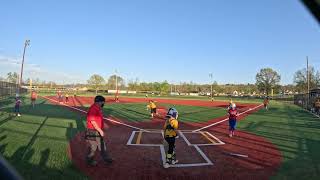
[94,95,106,103]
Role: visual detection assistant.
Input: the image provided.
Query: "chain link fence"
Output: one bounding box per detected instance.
[294,89,320,111]
[0,81,27,100]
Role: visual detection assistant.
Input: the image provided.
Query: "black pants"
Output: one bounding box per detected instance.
[165,137,176,155]
[86,131,111,161]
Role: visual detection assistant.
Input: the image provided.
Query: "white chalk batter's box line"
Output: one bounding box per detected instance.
[126,130,225,168]
[127,130,225,146]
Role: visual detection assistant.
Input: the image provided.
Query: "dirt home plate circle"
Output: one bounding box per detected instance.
[44,96,282,180]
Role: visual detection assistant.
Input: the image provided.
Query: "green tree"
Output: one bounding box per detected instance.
[6,72,19,83]
[128,78,139,91]
[107,75,125,90]
[294,66,320,93]
[87,74,105,94]
[139,82,151,91]
[255,68,281,95]
[160,81,170,94]
[152,82,161,93]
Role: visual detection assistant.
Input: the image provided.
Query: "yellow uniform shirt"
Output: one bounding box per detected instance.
[149,102,156,109]
[164,118,179,137]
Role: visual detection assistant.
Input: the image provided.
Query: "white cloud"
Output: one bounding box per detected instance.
[0,55,85,84]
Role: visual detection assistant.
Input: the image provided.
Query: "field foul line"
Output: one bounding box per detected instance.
[41,96,147,131]
[193,104,264,132]
[302,108,320,118]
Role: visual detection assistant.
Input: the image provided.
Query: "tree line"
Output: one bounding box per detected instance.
[84,66,319,95]
[1,66,319,95]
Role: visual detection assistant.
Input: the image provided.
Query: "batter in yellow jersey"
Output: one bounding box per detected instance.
[163,107,179,168]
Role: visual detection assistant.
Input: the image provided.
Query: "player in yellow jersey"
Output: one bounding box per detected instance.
[147,100,157,118]
[163,108,179,168]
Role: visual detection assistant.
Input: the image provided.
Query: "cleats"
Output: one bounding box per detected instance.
[86,159,97,167]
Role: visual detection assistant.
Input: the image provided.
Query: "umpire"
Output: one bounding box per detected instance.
[85,95,113,166]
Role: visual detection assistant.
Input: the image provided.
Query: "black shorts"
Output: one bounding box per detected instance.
[151,108,157,114]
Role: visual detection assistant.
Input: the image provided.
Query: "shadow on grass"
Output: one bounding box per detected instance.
[238,103,320,180]
[0,102,86,132]
[0,96,19,108]
[0,99,88,179]
[2,145,87,180]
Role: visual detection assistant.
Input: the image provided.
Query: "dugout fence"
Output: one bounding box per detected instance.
[0,81,27,100]
[294,89,320,111]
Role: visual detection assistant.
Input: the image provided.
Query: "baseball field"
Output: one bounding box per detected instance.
[0,94,319,180]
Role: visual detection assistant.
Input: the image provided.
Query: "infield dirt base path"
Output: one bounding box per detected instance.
[45,96,282,180]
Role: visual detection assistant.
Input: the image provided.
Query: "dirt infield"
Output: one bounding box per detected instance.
[45,96,282,180]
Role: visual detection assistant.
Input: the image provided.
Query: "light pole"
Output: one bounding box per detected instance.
[20,40,30,87]
[306,56,310,110]
[307,56,309,93]
[209,73,213,99]
[115,69,118,91]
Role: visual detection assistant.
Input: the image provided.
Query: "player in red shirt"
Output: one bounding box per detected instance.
[57,90,62,103]
[228,103,238,137]
[85,95,113,166]
[31,90,37,108]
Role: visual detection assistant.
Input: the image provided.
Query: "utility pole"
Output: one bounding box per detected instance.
[307,56,310,110]
[20,40,30,87]
[307,56,310,93]
[115,69,118,91]
[209,73,213,99]
[29,78,32,90]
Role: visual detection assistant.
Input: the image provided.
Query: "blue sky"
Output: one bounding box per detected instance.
[0,0,320,85]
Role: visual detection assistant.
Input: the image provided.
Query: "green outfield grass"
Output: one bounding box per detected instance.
[238,101,320,180]
[0,96,319,179]
[0,96,87,180]
[98,103,227,123]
